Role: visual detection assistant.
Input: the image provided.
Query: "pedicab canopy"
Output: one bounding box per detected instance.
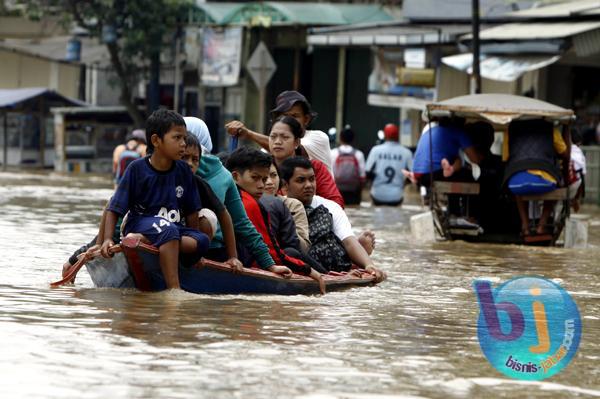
[426,94,574,126]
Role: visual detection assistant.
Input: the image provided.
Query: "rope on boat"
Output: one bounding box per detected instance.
[50,244,122,288]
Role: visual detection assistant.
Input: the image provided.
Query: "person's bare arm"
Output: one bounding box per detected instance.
[342,236,384,282]
[100,211,119,258]
[225,120,270,151]
[217,209,244,273]
[186,213,199,230]
[464,146,483,164]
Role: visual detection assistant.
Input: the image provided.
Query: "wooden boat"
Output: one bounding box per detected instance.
[423,94,575,246]
[81,237,377,295]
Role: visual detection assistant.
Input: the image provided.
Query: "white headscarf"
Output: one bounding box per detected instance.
[184,117,213,153]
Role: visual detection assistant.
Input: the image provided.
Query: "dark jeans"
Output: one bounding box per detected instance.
[341,189,362,205]
[372,197,403,206]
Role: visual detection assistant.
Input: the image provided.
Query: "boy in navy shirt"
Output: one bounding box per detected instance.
[100,109,208,289]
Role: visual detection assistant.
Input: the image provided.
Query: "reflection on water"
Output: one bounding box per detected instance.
[0,171,599,398]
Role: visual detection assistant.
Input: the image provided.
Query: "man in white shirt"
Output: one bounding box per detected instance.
[570,129,587,212]
[279,157,384,282]
[225,91,333,173]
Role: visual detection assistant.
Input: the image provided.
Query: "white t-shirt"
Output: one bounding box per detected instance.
[310,195,354,241]
[302,130,333,174]
[331,144,366,179]
[571,145,586,175]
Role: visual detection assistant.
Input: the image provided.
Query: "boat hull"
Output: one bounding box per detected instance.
[86,237,376,295]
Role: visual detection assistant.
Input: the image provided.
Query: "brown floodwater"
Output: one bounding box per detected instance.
[0,171,598,398]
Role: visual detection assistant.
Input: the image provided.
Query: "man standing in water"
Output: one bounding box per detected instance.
[365,124,413,206]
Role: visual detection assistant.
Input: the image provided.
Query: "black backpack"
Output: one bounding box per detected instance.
[306,205,352,272]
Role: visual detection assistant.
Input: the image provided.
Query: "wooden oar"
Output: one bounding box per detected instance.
[50,244,122,288]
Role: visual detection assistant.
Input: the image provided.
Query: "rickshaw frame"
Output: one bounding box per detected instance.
[423,93,575,245]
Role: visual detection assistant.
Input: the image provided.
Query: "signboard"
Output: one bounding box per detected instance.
[368,48,436,101]
[246,42,277,89]
[201,27,243,87]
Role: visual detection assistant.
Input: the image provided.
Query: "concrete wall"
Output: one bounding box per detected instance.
[0,49,81,98]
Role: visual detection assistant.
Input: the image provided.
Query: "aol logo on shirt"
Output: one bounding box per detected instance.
[473,276,581,380]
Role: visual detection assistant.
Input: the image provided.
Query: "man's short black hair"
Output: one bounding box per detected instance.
[225,147,272,174]
[145,109,186,152]
[280,156,313,182]
[340,127,354,144]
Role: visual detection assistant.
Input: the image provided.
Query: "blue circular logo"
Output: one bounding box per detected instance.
[474,276,581,380]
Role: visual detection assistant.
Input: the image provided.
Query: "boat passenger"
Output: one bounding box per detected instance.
[226,147,326,293]
[100,109,209,289]
[267,115,344,207]
[264,162,311,253]
[185,118,292,279]
[225,90,334,173]
[280,157,384,283]
[406,117,482,188]
[503,119,569,237]
[365,123,413,206]
[182,133,243,273]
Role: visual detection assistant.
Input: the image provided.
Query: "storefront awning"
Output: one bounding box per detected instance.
[308,23,470,47]
[193,2,396,26]
[441,53,561,82]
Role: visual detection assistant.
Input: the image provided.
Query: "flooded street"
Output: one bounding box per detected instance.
[0,171,599,398]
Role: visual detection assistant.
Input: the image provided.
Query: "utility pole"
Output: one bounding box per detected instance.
[472,0,482,94]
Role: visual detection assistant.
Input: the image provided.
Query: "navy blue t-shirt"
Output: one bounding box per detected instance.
[108,157,201,225]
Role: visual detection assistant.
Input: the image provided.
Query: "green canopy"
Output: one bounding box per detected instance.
[193,1,396,26]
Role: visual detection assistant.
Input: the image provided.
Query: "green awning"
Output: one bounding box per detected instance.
[194,2,396,26]
[190,2,245,24]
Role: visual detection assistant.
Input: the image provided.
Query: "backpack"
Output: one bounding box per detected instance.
[115,147,141,184]
[334,149,360,192]
[306,205,352,272]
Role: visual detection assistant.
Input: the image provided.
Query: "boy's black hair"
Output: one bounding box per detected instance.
[280,156,313,183]
[145,109,186,152]
[184,132,200,149]
[340,127,354,144]
[225,146,272,174]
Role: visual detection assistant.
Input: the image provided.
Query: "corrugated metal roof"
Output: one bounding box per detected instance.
[474,21,600,40]
[0,36,109,66]
[508,0,600,17]
[0,88,86,109]
[403,0,528,20]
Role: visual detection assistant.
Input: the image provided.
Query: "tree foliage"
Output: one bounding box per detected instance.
[23,0,192,126]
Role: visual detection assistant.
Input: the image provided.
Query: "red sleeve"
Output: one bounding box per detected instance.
[312,159,345,208]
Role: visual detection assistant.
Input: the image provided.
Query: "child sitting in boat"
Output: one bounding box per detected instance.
[225,147,326,293]
[263,162,311,254]
[181,133,243,273]
[185,118,292,278]
[280,157,385,283]
[100,109,209,290]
